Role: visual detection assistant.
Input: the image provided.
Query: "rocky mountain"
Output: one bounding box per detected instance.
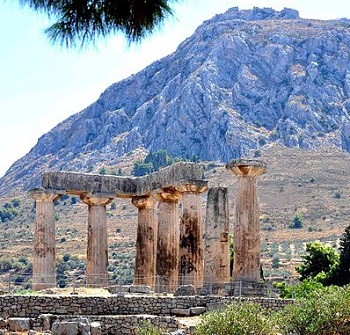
[1,6,350,195]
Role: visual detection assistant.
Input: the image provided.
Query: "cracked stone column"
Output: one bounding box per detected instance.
[154,187,182,293]
[177,182,208,288]
[204,187,230,286]
[226,159,266,282]
[131,195,158,288]
[81,194,114,288]
[29,188,61,290]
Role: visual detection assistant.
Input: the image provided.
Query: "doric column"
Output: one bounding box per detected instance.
[154,187,182,293]
[81,194,114,288]
[29,188,61,290]
[204,187,230,285]
[226,159,266,282]
[131,195,158,288]
[176,182,208,288]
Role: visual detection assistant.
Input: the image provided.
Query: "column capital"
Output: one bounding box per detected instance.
[175,180,208,194]
[225,159,266,177]
[29,188,62,202]
[80,193,114,206]
[131,195,156,209]
[153,187,182,203]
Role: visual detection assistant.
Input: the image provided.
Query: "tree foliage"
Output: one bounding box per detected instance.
[132,149,200,176]
[18,0,177,47]
[289,211,303,229]
[296,241,339,284]
[0,200,20,222]
[132,161,154,176]
[334,225,350,286]
[273,278,325,299]
[144,149,172,171]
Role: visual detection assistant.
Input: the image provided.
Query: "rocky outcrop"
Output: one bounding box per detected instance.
[1,6,350,194]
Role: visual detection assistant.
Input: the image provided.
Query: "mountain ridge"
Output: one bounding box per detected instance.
[1,6,350,195]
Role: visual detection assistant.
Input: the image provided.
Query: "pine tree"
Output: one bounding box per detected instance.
[18,0,174,47]
[336,225,350,286]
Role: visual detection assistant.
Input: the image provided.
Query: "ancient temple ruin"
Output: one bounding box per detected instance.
[29,160,266,293]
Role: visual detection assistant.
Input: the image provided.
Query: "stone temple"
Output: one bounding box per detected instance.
[29,160,266,294]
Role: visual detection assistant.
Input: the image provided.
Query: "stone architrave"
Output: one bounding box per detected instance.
[176,182,208,288]
[204,187,230,285]
[154,188,182,293]
[81,194,114,288]
[131,195,158,288]
[226,159,266,282]
[29,188,61,290]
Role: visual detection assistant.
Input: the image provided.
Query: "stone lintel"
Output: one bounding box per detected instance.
[41,162,205,197]
[225,159,266,176]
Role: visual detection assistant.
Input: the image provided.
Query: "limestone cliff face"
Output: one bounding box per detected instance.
[1,7,350,194]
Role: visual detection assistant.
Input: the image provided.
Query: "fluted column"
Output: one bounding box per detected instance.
[177,182,208,288]
[226,159,266,282]
[81,194,114,288]
[154,188,182,293]
[131,195,158,288]
[29,188,61,290]
[204,187,230,285]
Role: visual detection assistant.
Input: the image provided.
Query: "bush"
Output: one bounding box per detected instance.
[135,320,165,335]
[195,302,275,335]
[272,254,280,269]
[275,285,350,335]
[11,198,21,207]
[289,211,303,229]
[273,278,324,299]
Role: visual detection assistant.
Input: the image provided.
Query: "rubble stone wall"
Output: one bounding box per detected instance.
[0,295,293,334]
[0,295,292,319]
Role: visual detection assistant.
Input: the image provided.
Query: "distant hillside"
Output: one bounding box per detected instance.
[1,145,350,280]
[1,7,350,195]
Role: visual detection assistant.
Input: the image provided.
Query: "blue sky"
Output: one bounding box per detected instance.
[0,0,349,178]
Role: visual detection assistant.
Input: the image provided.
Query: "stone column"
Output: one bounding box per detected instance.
[81,194,114,288]
[204,187,230,286]
[131,195,158,288]
[29,188,61,290]
[177,182,207,288]
[154,187,182,293]
[226,159,266,282]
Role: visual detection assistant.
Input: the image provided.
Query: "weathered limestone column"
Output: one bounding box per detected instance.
[81,194,114,288]
[226,159,266,282]
[204,187,230,285]
[177,182,208,288]
[154,187,182,293]
[29,188,61,290]
[131,195,158,288]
